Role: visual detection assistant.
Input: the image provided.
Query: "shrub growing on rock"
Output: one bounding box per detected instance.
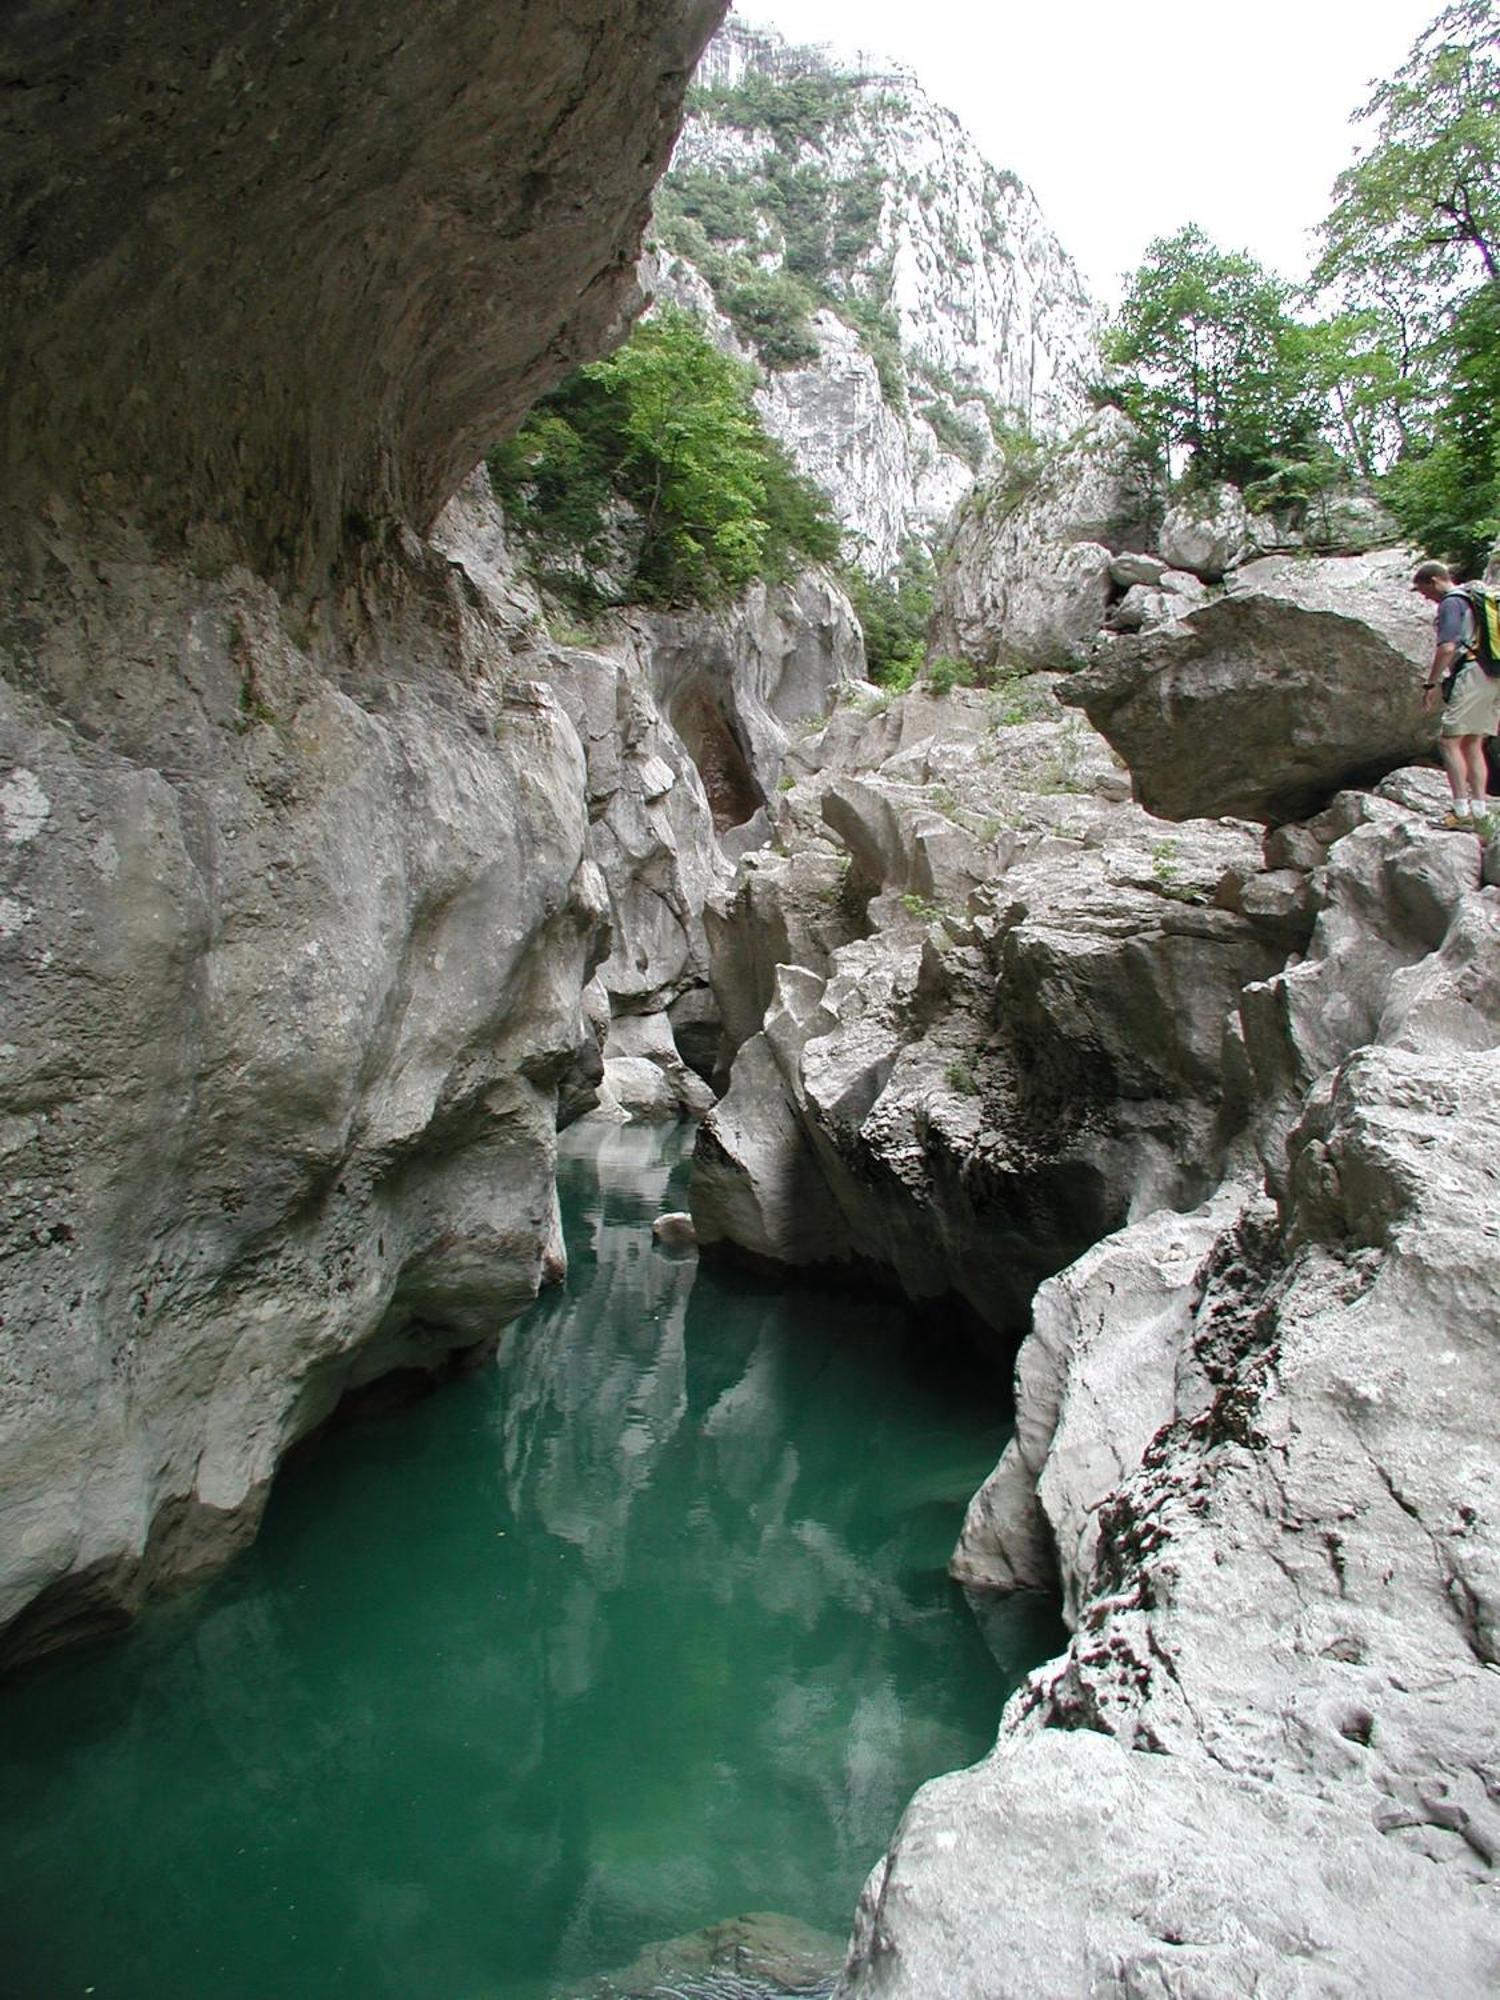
[488,309,841,609]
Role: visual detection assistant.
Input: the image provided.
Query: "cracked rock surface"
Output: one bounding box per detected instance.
[690,654,1499,1990]
[691,682,1292,1331]
[837,782,1500,1996]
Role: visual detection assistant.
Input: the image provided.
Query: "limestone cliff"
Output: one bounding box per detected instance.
[0,0,728,1667]
[652,16,1099,571]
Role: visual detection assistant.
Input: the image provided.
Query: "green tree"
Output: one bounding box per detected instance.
[721,268,823,368]
[1318,1,1500,314]
[488,310,840,610]
[843,542,934,686]
[1292,311,1418,475]
[1106,225,1320,483]
[1313,2,1500,568]
[1382,282,1500,569]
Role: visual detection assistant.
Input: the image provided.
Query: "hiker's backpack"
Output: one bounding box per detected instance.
[1456,582,1500,678]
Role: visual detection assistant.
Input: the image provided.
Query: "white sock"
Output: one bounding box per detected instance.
[1460,798,1478,817]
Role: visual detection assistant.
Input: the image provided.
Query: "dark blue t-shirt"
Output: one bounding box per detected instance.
[1437,591,1477,651]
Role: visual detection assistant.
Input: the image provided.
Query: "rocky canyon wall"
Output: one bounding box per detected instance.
[686,454,1500,1989]
[0,0,727,1667]
[654,17,1099,573]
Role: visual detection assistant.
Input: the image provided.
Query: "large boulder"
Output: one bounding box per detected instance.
[1303,487,1402,554]
[1059,549,1435,823]
[1157,479,1250,580]
[928,407,1155,671]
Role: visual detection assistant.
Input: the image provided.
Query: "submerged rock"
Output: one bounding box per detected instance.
[559,1910,844,1999]
[651,1210,698,1248]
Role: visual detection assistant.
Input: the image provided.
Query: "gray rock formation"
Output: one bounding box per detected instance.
[1060,549,1436,823]
[1157,479,1250,580]
[0,0,727,1666]
[1,0,724,584]
[691,681,1295,1330]
[0,499,610,1667]
[841,789,1500,1999]
[521,559,862,1117]
[624,570,867,815]
[684,604,1499,1992]
[927,408,1156,670]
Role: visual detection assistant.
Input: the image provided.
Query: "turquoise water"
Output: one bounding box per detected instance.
[0,1119,1063,2000]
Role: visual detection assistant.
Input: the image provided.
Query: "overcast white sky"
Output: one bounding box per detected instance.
[736,0,1440,305]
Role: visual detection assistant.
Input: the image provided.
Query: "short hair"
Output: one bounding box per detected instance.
[1413,559,1452,586]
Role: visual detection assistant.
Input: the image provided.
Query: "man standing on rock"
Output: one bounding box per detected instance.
[1413,559,1499,829]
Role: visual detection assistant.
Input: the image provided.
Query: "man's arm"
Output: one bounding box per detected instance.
[1423,594,1469,708]
[1423,635,1459,705]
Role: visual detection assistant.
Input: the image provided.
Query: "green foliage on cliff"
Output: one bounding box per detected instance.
[843,543,934,685]
[1381,281,1500,570]
[488,311,841,612]
[689,68,862,152]
[721,268,823,368]
[659,61,907,395]
[664,165,761,246]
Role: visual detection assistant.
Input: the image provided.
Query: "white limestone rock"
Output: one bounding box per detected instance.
[602,1010,715,1120]
[953,1184,1254,1613]
[1109,551,1168,589]
[1060,548,1435,823]
[0,0,728,1658]
[928,407,1155,670]
[0,515,609,1667]
[665,19,1101,573]
[842,798,1500,1999]
[845,1041,1500,2000]
[1301,488,1402,554]
[692,682,1295,1330]
[1158,480,1250,580]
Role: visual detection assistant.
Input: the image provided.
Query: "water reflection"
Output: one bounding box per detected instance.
[489,1119,1028,1981]
[0,1117,1062,2000]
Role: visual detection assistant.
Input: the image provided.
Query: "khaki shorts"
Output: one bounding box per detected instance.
[1441,662,1500,737]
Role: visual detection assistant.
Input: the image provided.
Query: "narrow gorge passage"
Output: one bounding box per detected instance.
[0,1120,1064,2000]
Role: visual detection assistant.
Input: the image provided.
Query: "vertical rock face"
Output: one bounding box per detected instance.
[926,406,1157,669]
[1,518,609,1666]
[0,0,728,1665]
[842,793,1500,2000]
[654,17,1099,570]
